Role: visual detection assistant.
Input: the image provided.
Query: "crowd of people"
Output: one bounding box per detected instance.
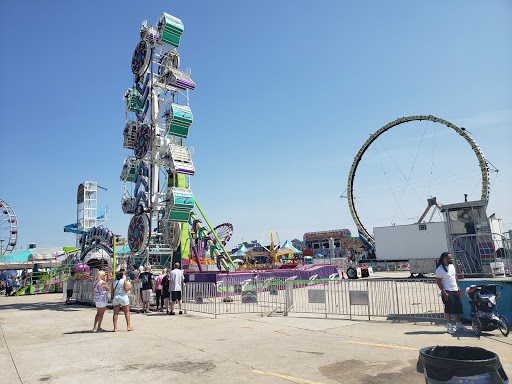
[71,262,185,332]
[0,269,28,296]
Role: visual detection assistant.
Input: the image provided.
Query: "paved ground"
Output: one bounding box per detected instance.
[1,293,510,384]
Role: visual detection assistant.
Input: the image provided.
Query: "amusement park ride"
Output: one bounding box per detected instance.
[345,115,511,278]
[120,13,235,272]
[0,199,18,256]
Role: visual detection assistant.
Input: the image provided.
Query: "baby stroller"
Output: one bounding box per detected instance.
[466,284,510,337]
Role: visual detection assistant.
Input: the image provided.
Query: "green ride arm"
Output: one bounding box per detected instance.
[194,199,235,270]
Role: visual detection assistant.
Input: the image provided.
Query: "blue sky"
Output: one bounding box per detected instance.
[1,0,511,250]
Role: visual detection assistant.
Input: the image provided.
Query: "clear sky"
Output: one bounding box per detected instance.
[1,0,511,250]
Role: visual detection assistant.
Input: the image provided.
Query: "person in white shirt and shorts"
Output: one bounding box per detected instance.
[169,263,185,315]
[435,252,471,334]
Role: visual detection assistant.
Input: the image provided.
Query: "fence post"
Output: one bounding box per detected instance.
[324,280,328,319]
[367,280,370,321]
[394,281,400,322]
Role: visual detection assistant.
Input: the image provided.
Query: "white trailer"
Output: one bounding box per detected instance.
[373,222,448,275]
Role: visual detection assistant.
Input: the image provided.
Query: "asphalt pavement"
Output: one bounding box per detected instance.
[1,293,510,383]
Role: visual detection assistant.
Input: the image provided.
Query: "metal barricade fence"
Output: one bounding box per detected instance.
[68,279,142,311]
[183,275,289,317]
[183,277,444,321]
[285,278,443,320]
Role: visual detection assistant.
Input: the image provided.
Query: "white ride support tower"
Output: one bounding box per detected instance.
[122,14,196,267]
[76,181,109,247]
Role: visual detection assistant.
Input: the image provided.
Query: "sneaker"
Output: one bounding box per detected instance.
[447,324,455,335]
[170,311,175,315]
[179,310,183,315]
[456,324,472,333]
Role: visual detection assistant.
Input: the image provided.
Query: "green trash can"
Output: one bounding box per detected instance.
[417,346,509,383]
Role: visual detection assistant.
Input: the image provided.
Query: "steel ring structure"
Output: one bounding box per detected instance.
[347,115,490,243]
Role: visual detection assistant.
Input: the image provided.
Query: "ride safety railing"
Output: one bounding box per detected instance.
[450,233,511,278]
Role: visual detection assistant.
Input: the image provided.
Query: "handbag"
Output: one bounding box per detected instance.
[111,280,120,300]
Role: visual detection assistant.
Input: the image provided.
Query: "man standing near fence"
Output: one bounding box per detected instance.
[435,252,471,334]
[169,263,184,315]
[139,266,154,313]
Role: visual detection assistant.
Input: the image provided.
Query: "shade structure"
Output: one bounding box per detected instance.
[231,244,248,258]
[280,240,302,254]
[0,270,18,280]
[0,249,34,264]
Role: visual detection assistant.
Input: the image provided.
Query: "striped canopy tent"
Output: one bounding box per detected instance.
[280,240,302,254]
[0,248,68,263]
[231,244,248,259]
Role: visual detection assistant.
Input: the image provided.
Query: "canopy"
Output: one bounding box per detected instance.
[115,246,132,255]
[231,244,248,258]
[0,270,18,280]
[0,249,36,264]
[280,240,302,254]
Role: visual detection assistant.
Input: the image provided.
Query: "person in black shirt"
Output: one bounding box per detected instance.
[162,269,171,314]
[139,266,154,313]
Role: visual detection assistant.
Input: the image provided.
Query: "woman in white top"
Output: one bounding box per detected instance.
[92,271,110,331]
[111,271,134,332]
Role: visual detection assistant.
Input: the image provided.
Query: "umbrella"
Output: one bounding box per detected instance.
[314,253,324,258]
[232,259,244,264]
[304,256,312,260]
[0,270,18,280]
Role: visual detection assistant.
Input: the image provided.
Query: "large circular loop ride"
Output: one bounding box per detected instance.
[347,115,490,243]
[0,199,18,255]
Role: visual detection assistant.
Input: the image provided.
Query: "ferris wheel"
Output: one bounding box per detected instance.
[347,115,493,244]
[0,199,18,255]
[213,223,234,246]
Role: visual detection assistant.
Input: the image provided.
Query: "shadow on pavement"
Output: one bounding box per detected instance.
[404,330,446,335]
[0,301,92,313]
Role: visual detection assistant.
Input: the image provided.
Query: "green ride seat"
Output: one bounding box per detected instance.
[157,13,184,48]
[124,88,143,113]
[166,104,193,138]
[167,187,194,222]
[120,156,138,182]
